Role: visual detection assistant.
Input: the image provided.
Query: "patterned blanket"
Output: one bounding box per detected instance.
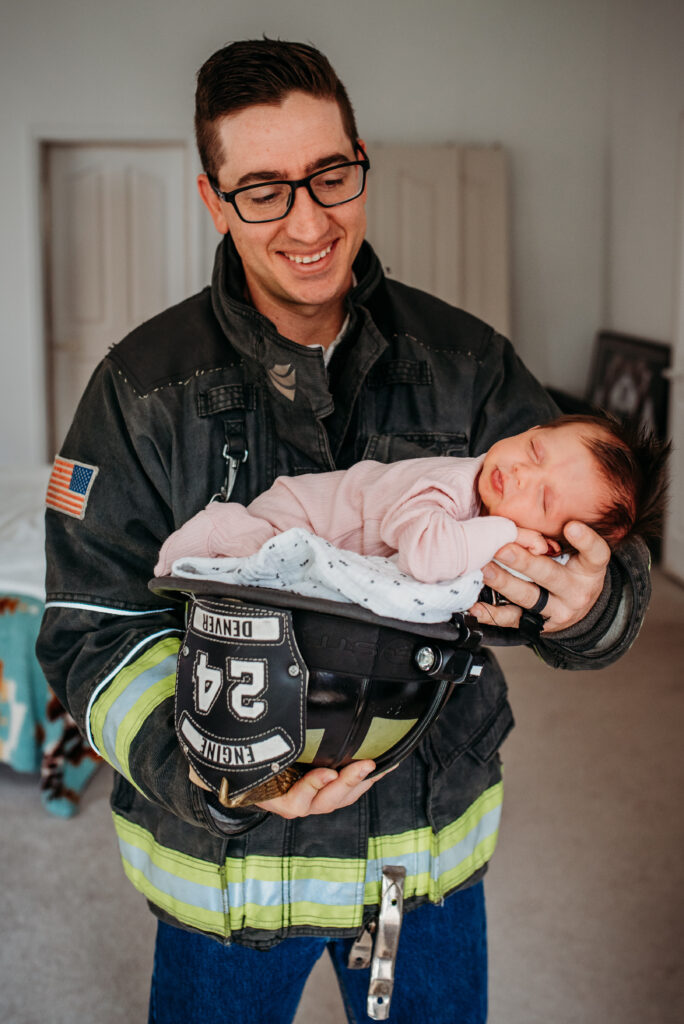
[170,527,485,623]
[0,467,100,816]
[0,593,99,816]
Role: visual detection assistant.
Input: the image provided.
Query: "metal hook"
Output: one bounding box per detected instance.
[210,446,248,503]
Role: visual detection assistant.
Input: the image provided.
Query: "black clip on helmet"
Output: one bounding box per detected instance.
[150,577,492,808]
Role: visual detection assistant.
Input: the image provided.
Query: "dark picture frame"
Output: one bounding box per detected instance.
[587,331,672,440]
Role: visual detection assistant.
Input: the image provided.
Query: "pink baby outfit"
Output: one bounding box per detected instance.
[156,456,517,583]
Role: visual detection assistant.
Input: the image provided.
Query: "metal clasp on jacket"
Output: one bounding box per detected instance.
[348,865,406,1020]
[211,445,248,503]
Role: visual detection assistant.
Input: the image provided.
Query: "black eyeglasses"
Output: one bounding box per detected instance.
[209,145,370,224]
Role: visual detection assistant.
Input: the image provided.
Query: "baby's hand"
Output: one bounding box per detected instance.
[515,527,560,557]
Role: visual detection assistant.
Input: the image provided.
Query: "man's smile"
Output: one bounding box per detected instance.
[280,241,335,265]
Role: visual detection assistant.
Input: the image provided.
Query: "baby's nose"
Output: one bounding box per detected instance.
[514,463,535,487]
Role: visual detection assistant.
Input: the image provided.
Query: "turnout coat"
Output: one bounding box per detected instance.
[37,237,650,948]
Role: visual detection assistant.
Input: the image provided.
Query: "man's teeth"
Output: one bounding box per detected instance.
[284,243,333,264]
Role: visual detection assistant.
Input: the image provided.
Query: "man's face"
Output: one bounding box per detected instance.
[477,422,611,538]
[199,92,367,324]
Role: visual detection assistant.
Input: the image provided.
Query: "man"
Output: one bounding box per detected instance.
[37,39,650,1024]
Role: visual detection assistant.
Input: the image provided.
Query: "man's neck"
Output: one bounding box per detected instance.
[271,304,347,349]
[244,283,349,349]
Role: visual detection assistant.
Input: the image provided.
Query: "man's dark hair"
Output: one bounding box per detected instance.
[195,38,359,181]
[545,411,671,547]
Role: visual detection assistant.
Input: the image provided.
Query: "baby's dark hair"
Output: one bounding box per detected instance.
[545,411,671,547]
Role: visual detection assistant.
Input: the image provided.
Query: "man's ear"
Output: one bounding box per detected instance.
[357,138,369,204]
[197,174,230,235]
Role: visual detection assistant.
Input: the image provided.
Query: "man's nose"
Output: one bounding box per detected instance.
[286,186,331,239]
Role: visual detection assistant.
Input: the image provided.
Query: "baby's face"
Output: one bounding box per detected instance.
[477,422,610,538]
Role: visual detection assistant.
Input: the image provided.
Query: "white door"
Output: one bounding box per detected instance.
[365,144,511,338]
[663,119,684,583]
[44,143,190,452]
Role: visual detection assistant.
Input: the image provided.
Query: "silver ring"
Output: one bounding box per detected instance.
[529,585,550,614]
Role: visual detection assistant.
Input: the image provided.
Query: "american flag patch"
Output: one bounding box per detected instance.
[46,456,99,519]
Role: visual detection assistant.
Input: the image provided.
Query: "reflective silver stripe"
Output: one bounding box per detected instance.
[118,835,225,916]
[112,784,503,938]
[364,803,502,890]
[45,600,174,615]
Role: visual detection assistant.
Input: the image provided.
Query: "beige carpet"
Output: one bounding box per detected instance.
[1,569,682,1023]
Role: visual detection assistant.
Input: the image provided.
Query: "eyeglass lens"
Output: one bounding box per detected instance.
[235,163,365,222]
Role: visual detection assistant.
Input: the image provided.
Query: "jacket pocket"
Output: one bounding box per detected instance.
[466,700,514,765]
[420,658,514,832]
[363,432,467,463]
[424,654,513,772]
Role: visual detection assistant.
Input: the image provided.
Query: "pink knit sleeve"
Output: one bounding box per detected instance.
[380,484,517,582]
[154,502,279,576]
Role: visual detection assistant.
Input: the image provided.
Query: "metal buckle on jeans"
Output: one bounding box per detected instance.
[366,865,406,1020]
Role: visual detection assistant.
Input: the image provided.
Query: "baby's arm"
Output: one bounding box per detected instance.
[155,502,280,576]
[156,467,348,577]
[381,498,519,581]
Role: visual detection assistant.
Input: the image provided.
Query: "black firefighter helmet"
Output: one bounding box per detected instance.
[151,578,487,808]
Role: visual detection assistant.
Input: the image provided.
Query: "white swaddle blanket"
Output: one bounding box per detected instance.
[169,527,483,624]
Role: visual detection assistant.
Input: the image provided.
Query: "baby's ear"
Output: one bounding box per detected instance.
[545,538,562,556]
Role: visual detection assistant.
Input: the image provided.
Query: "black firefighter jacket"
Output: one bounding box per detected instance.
[36,237,651,948]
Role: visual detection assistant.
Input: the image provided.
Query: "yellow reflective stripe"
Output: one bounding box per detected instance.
[364,780,503,904]
[367,780,502,859]
[225,853,366,931]
[351,716,418,760]
[225,854,365,884]
[90,637,180,787]
[112,782,502,938]
[115,674,175,780]
[115,815,224,887]
[299,728,325,763]
[114,813,228,936]
[226,901,362,932]
[114,813,365,935]
[121,859,228,936]
[363,831,498,905]
[288,901,362,929]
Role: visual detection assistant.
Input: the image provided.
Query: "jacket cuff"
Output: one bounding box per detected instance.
[201,791,268,834]
[546,559,615,644]
[534,535,651,669]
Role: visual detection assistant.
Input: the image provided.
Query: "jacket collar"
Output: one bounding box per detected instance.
[209,236,387,420]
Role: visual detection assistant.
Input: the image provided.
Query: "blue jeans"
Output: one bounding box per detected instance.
[148,881,487,1024]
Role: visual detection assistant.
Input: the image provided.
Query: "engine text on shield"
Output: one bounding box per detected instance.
[179,715,293,768]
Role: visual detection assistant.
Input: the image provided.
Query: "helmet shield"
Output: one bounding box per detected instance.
[175,596,307,804]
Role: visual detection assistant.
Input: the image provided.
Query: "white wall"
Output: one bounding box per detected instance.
[606,0,684,341]
[1,0,682,466]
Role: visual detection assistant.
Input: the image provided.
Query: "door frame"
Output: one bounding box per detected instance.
[31,127,200,459]
[663,113,684,583]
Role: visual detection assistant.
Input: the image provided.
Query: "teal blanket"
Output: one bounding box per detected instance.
[0,593,99,817]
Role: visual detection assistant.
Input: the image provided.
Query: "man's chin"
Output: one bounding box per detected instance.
[277,274,349,313]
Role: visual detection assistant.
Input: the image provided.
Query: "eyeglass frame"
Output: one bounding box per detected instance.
[208,143,370,224]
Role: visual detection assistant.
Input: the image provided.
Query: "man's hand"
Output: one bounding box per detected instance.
[256,761,380,819]
[469,520,610,633]
[190,760,385,818]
